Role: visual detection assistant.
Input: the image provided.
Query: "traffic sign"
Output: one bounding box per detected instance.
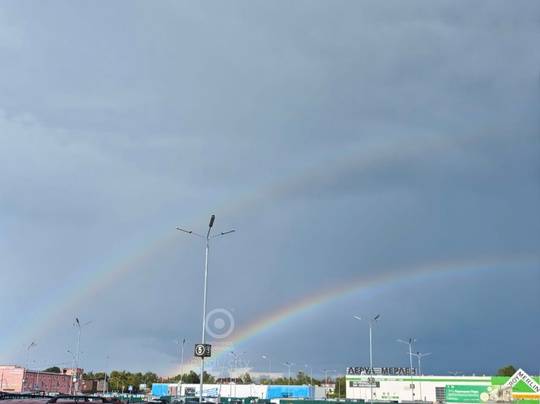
[194,343,212,357]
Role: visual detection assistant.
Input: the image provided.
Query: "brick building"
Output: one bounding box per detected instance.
[0,365,88,394]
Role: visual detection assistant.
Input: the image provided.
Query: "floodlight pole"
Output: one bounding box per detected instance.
[354,315,380,404]
[177,215,235,403]
[411,351,431,400]
[397,338,417,401]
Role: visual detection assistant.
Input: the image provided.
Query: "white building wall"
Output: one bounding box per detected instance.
[346,375,492,402]
[179,383,267,399]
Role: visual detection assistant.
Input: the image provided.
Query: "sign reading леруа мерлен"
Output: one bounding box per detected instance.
[347,367,417,376]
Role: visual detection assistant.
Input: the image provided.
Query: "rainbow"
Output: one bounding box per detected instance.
[169,254,539,376]
[3,129,530,365]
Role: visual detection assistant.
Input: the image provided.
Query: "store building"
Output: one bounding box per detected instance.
[346,367,539,404]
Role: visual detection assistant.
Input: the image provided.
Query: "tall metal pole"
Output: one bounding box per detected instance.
[200,221,211,403]
[177,215,235,403]
[305,365,313,386]
[181,339,186,384]
[262,356,272,384]
[320,369,335,399]
[354,315,380,404]
[103,355,110,395]
[282,363,295,397]
[412,352,431,401]
[74,318,92,394]
[24,342,36,391]
[67,351,76,394]
[229,351,245,397]
[397,338,417,401]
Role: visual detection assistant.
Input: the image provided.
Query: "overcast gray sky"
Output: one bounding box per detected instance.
[1,1,539,380]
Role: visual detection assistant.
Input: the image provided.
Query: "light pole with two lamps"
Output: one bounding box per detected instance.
[411,351,431,401]
[320,369,336,399]
[177,215,235,402]
[282,362,296,397]
[228,350,245,397]
[354,315,380,404]
[304,365,313,386]
[397,338,417,401]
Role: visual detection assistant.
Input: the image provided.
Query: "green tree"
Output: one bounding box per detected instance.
[184,371,200,383]
[334,376,346,398]
[241,373,253,384]
[295,371,311,386]
[203,371,215,384]
[44,367,61,373]
[142,372,158,388]
[497,365,517,376]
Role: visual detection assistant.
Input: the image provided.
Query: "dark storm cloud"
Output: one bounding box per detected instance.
[0,1,538,377]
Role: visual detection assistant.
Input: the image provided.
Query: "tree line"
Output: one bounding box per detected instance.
[40,364,518,397]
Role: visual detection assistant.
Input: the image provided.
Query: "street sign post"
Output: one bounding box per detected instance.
[194,344,212,358]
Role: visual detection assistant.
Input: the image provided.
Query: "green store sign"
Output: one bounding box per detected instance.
[445,385,492,403]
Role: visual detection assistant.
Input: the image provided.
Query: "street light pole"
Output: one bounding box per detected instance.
[262,356,272,384]
[67,351,76,394]
[397,338,417,401]
[320,369,336,399]
[175,339,188,385]
[282,363,295,397]
[177,215,235,403]
[228,351,245,397]
[24,342,36,391]
[305,365,313,386]
[411,352,431,401]
[354,315,380,404]
[73,318,92,394]
[103,355,110,395]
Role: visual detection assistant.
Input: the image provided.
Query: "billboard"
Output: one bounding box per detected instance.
[445,385,493,403]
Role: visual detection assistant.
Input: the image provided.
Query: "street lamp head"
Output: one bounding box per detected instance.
[209,215,215,228]
[373,314,380,322]
[177,227,193,234]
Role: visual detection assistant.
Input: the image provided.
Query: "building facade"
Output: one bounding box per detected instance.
[0,365,91,395]
[346,367,540,404]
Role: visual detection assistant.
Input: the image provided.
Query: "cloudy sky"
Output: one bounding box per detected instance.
[1,1,539,381]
